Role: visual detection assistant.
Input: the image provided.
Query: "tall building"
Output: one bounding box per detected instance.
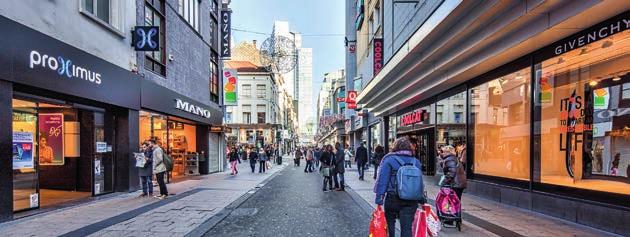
[316,69,345,145]
[349,0,630,234]
[0,0,228,221]
[272,21,315,144]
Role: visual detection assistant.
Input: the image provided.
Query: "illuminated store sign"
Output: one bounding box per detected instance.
[373,38,383,75]
[29,50,102,85]
[175,99,211,118]
[399,109,427,127]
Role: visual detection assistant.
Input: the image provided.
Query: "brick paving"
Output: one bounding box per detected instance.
[343,166,621,237]
[0,161,287,237]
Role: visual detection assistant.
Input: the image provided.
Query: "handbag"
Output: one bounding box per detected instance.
[320,167,331,177]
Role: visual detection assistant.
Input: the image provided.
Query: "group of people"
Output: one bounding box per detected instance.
[138,140,169,199]
[227,145,276,175]
[373,136,468,237]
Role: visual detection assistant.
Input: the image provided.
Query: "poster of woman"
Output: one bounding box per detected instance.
[38,113,64,165]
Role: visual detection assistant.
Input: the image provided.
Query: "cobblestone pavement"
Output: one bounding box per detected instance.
[204,162,371,237]
[343,164,621,237]
[0,160,287,237]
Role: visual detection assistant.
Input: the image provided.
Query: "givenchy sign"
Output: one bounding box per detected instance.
[553,13,629,55]
[175,99,211,118]
[221,10,232,58]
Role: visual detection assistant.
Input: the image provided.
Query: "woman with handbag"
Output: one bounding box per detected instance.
[320,144,334,192]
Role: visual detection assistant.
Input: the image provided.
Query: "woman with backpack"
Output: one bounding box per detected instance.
[374,137,424,237]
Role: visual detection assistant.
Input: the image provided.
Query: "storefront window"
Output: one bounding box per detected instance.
[471,67,531,180]
[536,30,630,194]
[139,111,198,177]
[436,92,467,148]
[370,123,381,153]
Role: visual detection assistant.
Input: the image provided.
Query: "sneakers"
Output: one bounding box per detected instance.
[138,193,148,198]
[156,194,168,199]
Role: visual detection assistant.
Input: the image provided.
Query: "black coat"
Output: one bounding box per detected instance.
[228,152,240,162]
[334,149,345,173]
[320,151,332,167]
[138,149,153,177]
[356,146,368,164]
[247,152,258,163]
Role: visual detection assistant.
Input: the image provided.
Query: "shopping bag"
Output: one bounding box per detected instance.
[411,208,427,237]
[369,205,387,237]
[422,204,441,237]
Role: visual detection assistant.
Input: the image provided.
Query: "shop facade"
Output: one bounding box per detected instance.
[140,80,223,177]
[377,11,630,234]
[0,16,142,221]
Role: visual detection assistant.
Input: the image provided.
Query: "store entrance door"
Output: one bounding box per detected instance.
[417,128,436,176]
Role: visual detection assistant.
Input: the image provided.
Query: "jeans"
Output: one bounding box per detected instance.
[250,162,256,173]
[384,193,418,237]
[304,160,313,172]
[322,175,333,191]
[357,162,366,179]
[345,160,352,168]
[333,171,345,189]
[373,164,379,179]
[140,175,153,195]
[155,171,168,196]
[259,161,267,173]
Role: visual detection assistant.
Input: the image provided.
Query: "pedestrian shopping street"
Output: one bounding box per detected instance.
[0,158,617,237]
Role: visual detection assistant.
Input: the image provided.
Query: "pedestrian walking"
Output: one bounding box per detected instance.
[305,147,314,173]
[440,145,466,201]
[247,147,258,173]
[356,142,368,180]
[150,140,168,199]
[138,141,153,197]
[344,146,353,168]
[259,148,268,173]
[374,137,425,237]
[320,144,334,192]
[372,145,385,180]
[228,147,240,175]
[294,148,303,166]
[333,142,346,191]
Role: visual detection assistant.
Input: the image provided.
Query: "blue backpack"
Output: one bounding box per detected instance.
[394,157,424,201]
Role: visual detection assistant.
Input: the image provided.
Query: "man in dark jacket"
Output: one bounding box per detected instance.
[138,142,153,197]
[333,142,346,191]
[247,147,258,173]
[355,142,368,180]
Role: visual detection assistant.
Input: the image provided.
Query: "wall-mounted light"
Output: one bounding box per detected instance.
[612,76,621,81]
[589,81,598,86]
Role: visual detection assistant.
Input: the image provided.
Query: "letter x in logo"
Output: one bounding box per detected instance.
[132,26,160,51]
[57,57,72,78]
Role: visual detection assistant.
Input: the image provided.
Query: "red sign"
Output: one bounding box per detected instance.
[336,97,345,102]
[400,109,427,127]
[373,38,383,76]
[346,91,357,103]
[349,44,356,53]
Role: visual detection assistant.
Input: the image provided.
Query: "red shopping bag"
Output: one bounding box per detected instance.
[422,204,441,237]
[369,205,388,237]
[411,208,427,237]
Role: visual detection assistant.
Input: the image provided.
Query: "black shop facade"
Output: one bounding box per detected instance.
[0,16,222,222]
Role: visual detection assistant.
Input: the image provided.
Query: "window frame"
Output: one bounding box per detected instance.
[144,0,166,76]
[178,0,200,32]
[80,0,125,36]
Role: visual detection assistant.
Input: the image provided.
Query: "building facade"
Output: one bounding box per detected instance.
[353,0,630,234]
[224,61,281,149]
[0,0,227,222]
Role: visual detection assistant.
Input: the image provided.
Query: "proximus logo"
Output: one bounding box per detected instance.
[135,27,158,49]
[29,50,102,85]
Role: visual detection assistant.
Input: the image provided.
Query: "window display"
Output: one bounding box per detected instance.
[536,30,630,194]
[471,68,531,180]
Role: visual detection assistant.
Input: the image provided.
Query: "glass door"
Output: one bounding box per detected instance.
[93,112,113,195]
[12,100,39,211]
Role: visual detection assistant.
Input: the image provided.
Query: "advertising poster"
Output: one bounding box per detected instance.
[13,132,34,169]
[223,69,238,106]
[38,113,64,165]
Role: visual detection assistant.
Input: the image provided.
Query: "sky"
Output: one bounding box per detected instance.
[230,0,345,105]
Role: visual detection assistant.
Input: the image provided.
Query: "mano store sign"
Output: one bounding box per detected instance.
[175,99,211,119]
